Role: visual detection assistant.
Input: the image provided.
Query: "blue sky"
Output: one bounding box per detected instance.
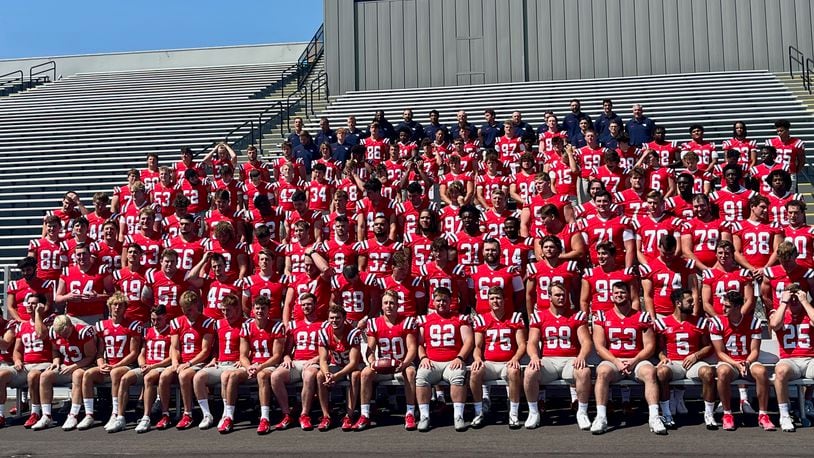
[0,0,324,59]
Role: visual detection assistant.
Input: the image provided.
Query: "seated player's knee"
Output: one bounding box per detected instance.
[698,365,714,382]
[656,365,671,380]
[716,364,733,379]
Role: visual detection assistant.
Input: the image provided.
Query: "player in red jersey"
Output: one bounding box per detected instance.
[76,293,143,432]
[32,315,96,430]
[242,248,286,319]
[591,282,664,435]
[675,151,714,195]
[239,144,271,183]
[355,178,397,241]
[270,293,325,430]
[0,294,55,428]
[288,192,327,243]
[653,289,714,429]
[639,234,699,317]
[210,164,243,214]
[750,145,786,195]
[185,252,241,320]
[55,243,109,326]
[110,169,140,214]
[576,130,606,193]
[646,126,679,166]
[783,200,814,269]
[396,182,439,238]
[521,172,575,237]
[143,249,185,318]
[469,238,524,315]
[28,215,65,281]
[524,281,593,430]
[701,240,755,317]
[104,244,149,322]
[767,119,806,186]
[476,152,510,209]
[119,304,174,433]
[201,190,243,238]
[43,191,87,240]
[158,194,189,239]
[590,150,629,194]
[95,220,122,271]
[6,256,54,322]
[416,288,474,432]
[156,291,215,430]
[190,294,246,431]
[764,170,801,226]
[274,165,305,213]
[438,182,464,234]
[708,291,774,431]
[60,217,98,267]
[468,286,526,429]
[760,242,814,313]
[118,182,157,238]
[283,220,320,275]
[315,305,363,431]
[665,173,697,220]
[508,152,537,207]
[318,215,356,272]
[613,167,649,219]
[306,163,333,214]
[709,164,757,222]
[635,149,675,197]
[150,167,178,218]
[580,190,636,268]
[173,146,206,182]
[538,114,568,158]
[579,241,640,314]
[176,169,212,215]
[363,122,390,166]
[165,213,204,275]
[419,238,469,312]
[548,139,580,200]
[85,192,113,242]
[731,195,782,275]
[633,191,686,265]
[681,124,717,171]
[269,141,306,182]
[526,235,580,314]
[440,154,475,206]
[495,120,524,175]
[355,290,418,430]
[722,121,758,168]
[372,251,427,317]
[770,288,814,432]
[124,207,163,270]
[680,194,732,270]
[203,221,249,281]
[234,296,285,435]
[403,209,440,275]
[480,190,516,239]
[283,250,333,323]
[497,216,534,275]
[534,204,587,262]
[446,204,486,270]
[355,214,402,279]
[330,265,371,324]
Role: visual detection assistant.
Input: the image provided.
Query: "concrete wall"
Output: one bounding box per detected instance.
[325,0,814,94]
[0,42,307,80]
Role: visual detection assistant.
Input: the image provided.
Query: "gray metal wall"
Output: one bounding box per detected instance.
[325,0,814,94]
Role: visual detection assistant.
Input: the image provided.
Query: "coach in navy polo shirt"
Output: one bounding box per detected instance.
[594,99,623,145]
[394,108,425,141]
[293,131,319,173]
[562,99,593,143]
[425,110,449,142]
[479,109,503,149]
[625,104,656,147]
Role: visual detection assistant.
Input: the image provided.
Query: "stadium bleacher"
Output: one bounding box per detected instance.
[0,61,300,268]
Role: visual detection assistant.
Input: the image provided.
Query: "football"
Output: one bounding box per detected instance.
[372,358,401,374]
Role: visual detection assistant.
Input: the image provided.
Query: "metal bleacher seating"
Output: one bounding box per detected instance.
[0,62,298,274]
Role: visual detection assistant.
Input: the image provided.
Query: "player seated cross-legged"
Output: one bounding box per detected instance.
[156,291,215,430]
[35,315,96,431]
[653,289,714,429]
[708,290,774,431]
[771,288,814,432]
[469,286,526,429]
[117,304,173,434]
[78,293,143,432]
[316,304,363,431]
[356,289,418,431]
[591,282,665,435]
[415,287,474,432]
[270,293,325,431]
[524,281,593,430]
[191,294,246,431]
[234,296,286,435]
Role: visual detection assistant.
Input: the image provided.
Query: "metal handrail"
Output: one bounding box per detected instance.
[807,58,814,95]
[308,71,328,117]
[0,70,24,92]
[297,24,324,89]
[29,60,56,87]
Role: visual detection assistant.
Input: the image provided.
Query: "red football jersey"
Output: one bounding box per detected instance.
[6,277,53,321]
[150,182,179,218]
[682,217,732,268]
[170,315,215,363]
[762,264,814,312]
[144,325,173,365]
[642,256,698,316]
[330,275,371,322]
[701,267,754,315]
[165,235,205,273]
[526,259,581,311]
[419,262,468,313]
[28,237,65,281]
[577,145,605,179]
[61,265,108,317]
[722,137,757,167]
[783,224,814,269]
[215,318,246,362]
[681,140,716,167]
[287,273,331,321]
[468,264,523,315]
[373,275,426,318]
[775,311,814,358]
[240,319,286,364]
[633,214,686,263]
[175,178,211,214]
[418,312,470,362]
[594,309,653,358]
[766,136,805,173]
[766,192,803,226]
[49,323,95,364]
[708,314,762,361]
[202,278,241,320]
[318,324,362,365]
[446,230,486,268]
[16,319,53,364]
[319,237,357,272]
[646,140,679,167]
[145,268,186,318]
[366,315,417,361]
[709,188,757,222]
[613,189,647,219]
[731,219,782,268]
[111,268,149,323]
[582,266,638,313]
[354,237,402,278]
[472,312,524,362]
[530,309,589,357]
[580,214,635,266]
[95,319,143,366]
[654,314,708,360]
[241,273,285,321]
[288,319,325,360]
[403,232,434,275]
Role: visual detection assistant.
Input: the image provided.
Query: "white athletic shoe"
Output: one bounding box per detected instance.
[62,414,79,431]
[31,415,53,431]
[108,417,126,433]
[780,416,796,432]
[417,416,431,432]
[524,411,540,429]
[704,412,719,430]
[454,416,467,432]
[508,413,521,430]
[76,415,95,431]
[103,415,118,431]
[590,416,608,435]
[740,400,756,414]
[135,417,151,434]
[470,414,485,429]
[649,416,668,435]
[576,411,591,431]
[198,414,215,430]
